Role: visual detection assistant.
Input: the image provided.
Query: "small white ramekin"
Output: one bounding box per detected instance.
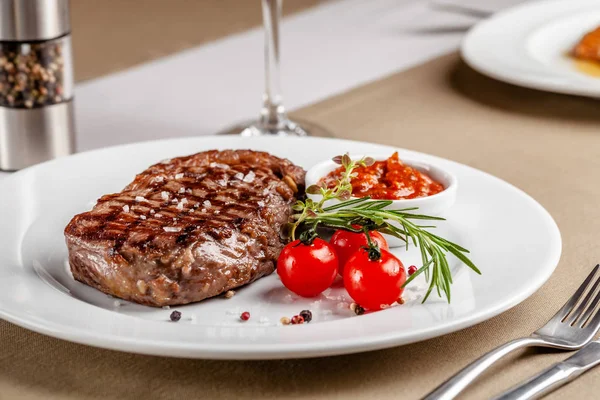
[304,154,458,247]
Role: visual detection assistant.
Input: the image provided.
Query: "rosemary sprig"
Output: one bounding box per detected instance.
[290,153,481,303]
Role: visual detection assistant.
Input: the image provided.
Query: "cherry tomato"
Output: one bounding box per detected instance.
[343,248,406,310]
[278,238,338,297]
[330,228,388,275]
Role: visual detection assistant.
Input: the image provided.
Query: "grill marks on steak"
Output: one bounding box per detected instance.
[64,150,305,307]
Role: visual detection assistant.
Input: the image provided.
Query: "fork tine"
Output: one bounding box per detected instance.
[581,300,600,331]
[553,264,600,322]
[564,270,600,325]
[577,281,600,328]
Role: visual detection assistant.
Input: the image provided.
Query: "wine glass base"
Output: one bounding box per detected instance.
[216,118,334,137]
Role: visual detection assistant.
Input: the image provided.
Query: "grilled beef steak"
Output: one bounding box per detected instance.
[64,150,305,307]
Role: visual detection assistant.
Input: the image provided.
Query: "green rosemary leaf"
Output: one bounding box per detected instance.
[388,207,420,212]
[390,212,446,221]
[405,223,418,247]
[357,200,395,210]
[402,257,433,287]
[422,264,438,303]
[426,231,470,253]
[322,197,370,211]
[377,225,408,243]
[447,245,481,275]
[418,236,428,270]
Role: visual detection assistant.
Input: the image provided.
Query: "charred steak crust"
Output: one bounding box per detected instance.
[64,150,305,307]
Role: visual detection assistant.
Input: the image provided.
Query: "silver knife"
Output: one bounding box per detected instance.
[493,341,600,400]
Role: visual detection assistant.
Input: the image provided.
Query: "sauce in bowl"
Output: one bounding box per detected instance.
[318,152,444,200]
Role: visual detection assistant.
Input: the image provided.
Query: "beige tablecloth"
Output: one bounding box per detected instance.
[3,2,600,399]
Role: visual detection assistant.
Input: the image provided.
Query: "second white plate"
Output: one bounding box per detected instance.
[0,136,561,359]
[462,0,600,98]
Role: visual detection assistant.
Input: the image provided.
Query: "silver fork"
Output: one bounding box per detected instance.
[424,264,600,400]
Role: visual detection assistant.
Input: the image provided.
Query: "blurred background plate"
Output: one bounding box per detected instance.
[462,0,600,98]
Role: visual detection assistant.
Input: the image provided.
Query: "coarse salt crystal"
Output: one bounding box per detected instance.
[113,300,122,307]
[171,198,178,204]
[323,288,332,296]
[178,187,185,194]
[337,302,350,309]
[243,171,255,183]
[163,227,181,233]
[154,176,165,183]
[155,213,162,218]
[160,158,171,164]
[214,210,220,214]
[161,191,169,201]
[140,215,147,220]
[193,203,200,208]
[150,209,156,214]
[176,198,188,211]
[259,316,270,324]
[186,188,192,194]
[135,196,146,202]
[162,306,170,310]
[175,173,184,180]
[210,162,230,169]
[122,205,129,213]
[234,172,244,180]
[217,179,227,187]
[203,200,211,208]
[257,201,265,207]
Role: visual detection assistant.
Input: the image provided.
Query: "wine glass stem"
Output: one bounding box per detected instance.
[261,0,287,128]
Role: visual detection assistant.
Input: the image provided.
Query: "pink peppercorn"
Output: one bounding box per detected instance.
[408,265,418,275]
[240,311,250,321]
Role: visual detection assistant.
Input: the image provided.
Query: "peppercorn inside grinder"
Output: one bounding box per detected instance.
[0,0,75,171]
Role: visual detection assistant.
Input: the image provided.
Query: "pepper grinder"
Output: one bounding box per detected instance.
[0,0,75,171]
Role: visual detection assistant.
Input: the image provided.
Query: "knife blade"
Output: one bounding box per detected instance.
[493,341,600,400]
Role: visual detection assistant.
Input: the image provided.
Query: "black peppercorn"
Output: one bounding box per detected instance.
[170,310,182,322]
[354,304,365,315]
[299,309,312,323]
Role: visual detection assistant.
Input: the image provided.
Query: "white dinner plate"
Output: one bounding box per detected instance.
[0,136,561,359]
[462,0,600,98]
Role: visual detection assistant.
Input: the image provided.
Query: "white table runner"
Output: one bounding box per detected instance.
[72,0,475,151]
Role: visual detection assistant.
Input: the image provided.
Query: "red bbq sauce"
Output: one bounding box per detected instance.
[319,152,444,200]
